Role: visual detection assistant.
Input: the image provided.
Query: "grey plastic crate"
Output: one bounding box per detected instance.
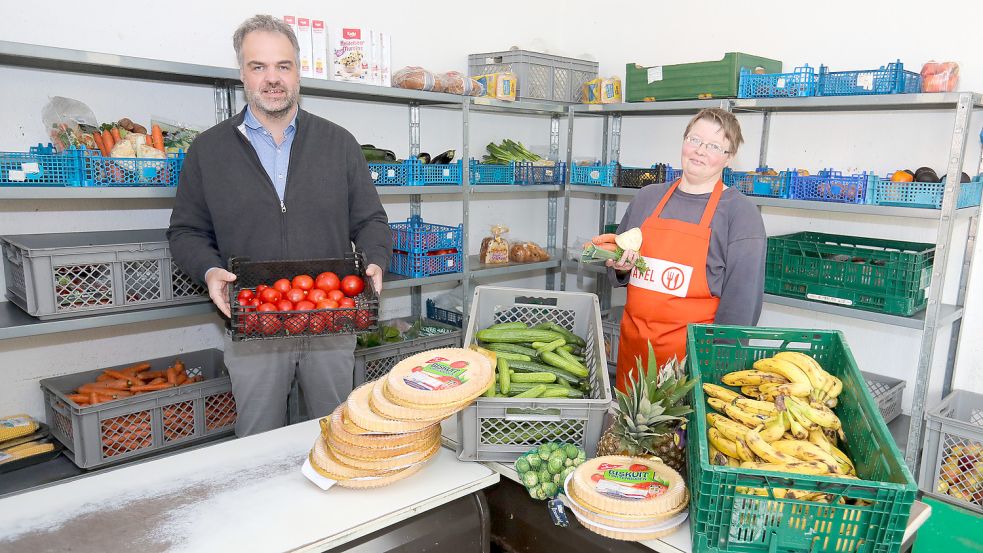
[2,229,208,320]
[40,349,235,469]
[354,318,462,386]
[455,286,612,462]
[468,50,598,103]
[919,389,983,513]
[861,370,905,424]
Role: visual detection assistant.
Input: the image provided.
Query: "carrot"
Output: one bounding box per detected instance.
[101,129,115,152]
[67,393,90,404]
[151,124,165,152]
[89,391,102,405]
[120,363,151,376]
[97,379,132,391]
[147,377,167,385]
[166,365,179,385]
[78,383,115,394]
[130,383,174,392]
[137,370,165,381]
[103,369,131,382]
[92,131,109,156]
[146,134,153,146]
[96,373,114,382]
[111,126,121,143]
[175,371,189,386]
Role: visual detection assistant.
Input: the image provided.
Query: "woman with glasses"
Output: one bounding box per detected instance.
[593,108,766,391]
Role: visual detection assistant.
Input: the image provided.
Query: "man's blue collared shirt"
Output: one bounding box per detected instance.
[242,106,296,203]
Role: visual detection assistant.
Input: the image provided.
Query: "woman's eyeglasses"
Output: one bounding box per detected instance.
[684,135,730,155]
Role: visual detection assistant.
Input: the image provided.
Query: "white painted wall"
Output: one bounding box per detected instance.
[0,0,981,420]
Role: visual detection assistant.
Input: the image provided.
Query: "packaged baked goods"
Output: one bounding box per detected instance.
[479,225,510,265]
[509,240,550,263]
[393,66,437,91]
[436,71,485,96]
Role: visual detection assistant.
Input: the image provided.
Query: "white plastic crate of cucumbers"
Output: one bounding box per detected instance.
[470,321,591,399]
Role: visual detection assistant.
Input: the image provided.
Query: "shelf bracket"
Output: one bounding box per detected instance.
[559,106,575,291]
[213,81,235,123]
[461,99,473,327]
[758,111,772,169]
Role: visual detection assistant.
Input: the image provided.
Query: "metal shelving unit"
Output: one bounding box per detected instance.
[0,301,217,340]
[561,93,983,475]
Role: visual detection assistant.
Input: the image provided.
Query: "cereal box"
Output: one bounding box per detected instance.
[311,19,328,80]
[378,32,392,87]
[297,18,313,78]
[331,27,370,83]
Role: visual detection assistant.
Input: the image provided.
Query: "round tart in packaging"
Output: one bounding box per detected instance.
[570,456,686,518]
[330,436,441,471]
[384,348,493,406]
[327,406,438,451]
[562,472,689,530]
[308,440,425,490]
[369,378,460,422]
[345,382,438,433]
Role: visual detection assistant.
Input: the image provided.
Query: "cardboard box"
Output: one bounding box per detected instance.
[369,31,381,85]
[282,15,299,39]
[378,32,392,87]
[297,18,314,78]
[311,19,328,80]
[476,72,517,101]
[583,76,622,104]
[331,27,370,83]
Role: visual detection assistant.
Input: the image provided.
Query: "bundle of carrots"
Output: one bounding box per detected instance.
[90,120,166,157]
[66,359,202,407]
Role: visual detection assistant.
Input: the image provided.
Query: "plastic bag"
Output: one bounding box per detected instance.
[436,71,485,96]
[151,116,203,154]
[480,225,511,265]
[41,96,98,152]
[393,66,436,91]
[509,239,550,263]
[920,61,959,93]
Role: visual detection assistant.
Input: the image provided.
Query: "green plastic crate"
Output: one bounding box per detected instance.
[626,53,782,102]
[687,324,917,553]
[765,232,935,316]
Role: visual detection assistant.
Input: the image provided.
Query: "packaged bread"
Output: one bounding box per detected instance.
[393,66,436,91]
[480,225,510,265]
[510,240,550,263]
[436,72,485,96]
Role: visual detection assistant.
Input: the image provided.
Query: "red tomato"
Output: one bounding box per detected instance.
[259,287,282,304]
[276,299,295,311]
[284,314,309,334]
[292,274,314,291]
[309,311,334,333]
[243,313,260,334]
[257,302,277,312]
[285,288,306,304]
[315,272,340,292]
[255,284,269,294]
[236,289,255,303]
[341,275,365,297]
[255,303,281,335]
[355,309,373,329]
[316,299,339,309]
[272,279,292,294]
[242,297,260,312]
[327,289,345,302]
[295,300,316,311]
[339,297,356,308]
[307,289,328,303]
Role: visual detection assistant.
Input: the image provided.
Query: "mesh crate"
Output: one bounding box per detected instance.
[413,159,463,186]
[765,231,934,316]
[626,53,782,102]
[427,298,463,328]
[723,167,790,198]
[514,162,566,185]
[738,65,818,98]
[1,229,208,320]
[0,144,82,187]
[687,324,917,553]
[354,318,462,385]
[390,216,463,253]
[617,163,677,189]
[40,349,235,469]
[369,160,413,186]
[468,50,598,103]
[789,170,872,204]
[79,150,184,187]
[469,160,515,185]
[570,162,617,186]
[919,389,983,514]
[818,61,921,96]
[455,286,612,462]
[870,176,983,209]
[390,250,463,278]
[227,252,379,342]
[862,370,905,424]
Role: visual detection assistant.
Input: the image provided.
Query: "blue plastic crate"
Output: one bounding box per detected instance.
[570,162,617,186]
[871,175,983,209]
[0,144,82,187]
[723,167,789,198]
[818,61,921,96]
[469,160,515,185]
[515,162,566,185]
[78,149,184,187]
[666,167,682,183]
[369,160,413,186]
[390,250,463,278]
[738,65,818,98]
[789,169,871,204]
[426,298,463,328]
[413,159,463,186]
[389,216,464,253]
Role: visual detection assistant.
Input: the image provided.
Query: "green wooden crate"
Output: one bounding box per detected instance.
[686,324,917,553]
[626,52,782,102]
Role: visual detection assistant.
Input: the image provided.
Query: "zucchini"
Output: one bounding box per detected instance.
[514,385,548,398]
[532,338,566,354]
[509,371,556,384]
[498,357,511,395]
[543,323,586,348]
[483,343,539,357]
[486,321,528,330]
[508,360,581,385]
[476,328,565,344]
[494,351,532,363]
[541,351,589,378]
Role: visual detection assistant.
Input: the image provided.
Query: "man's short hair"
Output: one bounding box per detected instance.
[233,15,300,67]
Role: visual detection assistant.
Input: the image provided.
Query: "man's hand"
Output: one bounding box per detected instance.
[365,264,383,294]
[205,267,237,318]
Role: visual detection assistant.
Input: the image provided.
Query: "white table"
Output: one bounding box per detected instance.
[0,419,498,553]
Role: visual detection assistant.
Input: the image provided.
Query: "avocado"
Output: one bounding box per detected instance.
[914,167,939,183]
[939,172,971,183]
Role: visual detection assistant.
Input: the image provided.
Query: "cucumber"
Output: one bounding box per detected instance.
[483,343,539,357]
[514,385,548,398]
[543,323,586,348]
[509,371,556,384]
[494,351,532,362]
[532,338,566,354]
[556,348,589,372]
[486,321,528,330]
[498,357,511,395]
[541,351,589,378]
[483,374,496,397]
[508,382,585,398]
[476,328,566,344]
[541,388,572,398]
[508,360,581,385]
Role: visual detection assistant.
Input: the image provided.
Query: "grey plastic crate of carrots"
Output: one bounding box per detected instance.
[471,321,592,399]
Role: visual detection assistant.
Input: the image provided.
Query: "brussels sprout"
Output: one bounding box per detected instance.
[515,457,531,474]
[539,444,553,461]
[521,470,539,488]
[538,468,551,484]
[548,456,565,474]
[565,458,574,467]
[527,454,543,470]
[542,482,559,498]
[549,442,561,452]
[562,466,576,480]
[552,472,563,485]
[573,456,584,467]
[564,444,581,459]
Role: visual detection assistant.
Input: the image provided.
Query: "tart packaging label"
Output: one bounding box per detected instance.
[402,357,470,391]
[593,463,670,501]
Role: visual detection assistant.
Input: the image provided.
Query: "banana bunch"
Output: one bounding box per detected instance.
[704,352,859,504]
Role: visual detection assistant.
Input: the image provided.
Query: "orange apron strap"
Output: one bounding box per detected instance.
[698,179,726,228]
[652,179,682,217]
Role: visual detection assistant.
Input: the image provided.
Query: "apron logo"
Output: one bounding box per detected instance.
[629,257,693,298]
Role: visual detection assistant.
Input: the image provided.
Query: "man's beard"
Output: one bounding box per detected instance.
[245,84,299,119]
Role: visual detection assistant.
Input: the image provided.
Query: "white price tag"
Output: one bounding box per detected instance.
[856,74,874,91]
[776,78,787,89]
[647,66,664,83]
[21,162,40,174]
[7,170,26,182]
[442,168,450,177]
[370,171,379,180]
[806,293,853,306]
[302,457,337,490]
[0,417,33,429]
[448,259,456,268]
[386,169,396,178]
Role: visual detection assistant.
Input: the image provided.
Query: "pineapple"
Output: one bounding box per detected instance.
[596,342,695,476]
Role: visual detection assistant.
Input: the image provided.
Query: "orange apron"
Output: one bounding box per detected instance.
[615,178,723,392]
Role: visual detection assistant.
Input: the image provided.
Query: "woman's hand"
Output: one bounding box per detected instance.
[606,249,639,273]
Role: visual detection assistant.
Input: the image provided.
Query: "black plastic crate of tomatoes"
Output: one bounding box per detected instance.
[227,252,379,342]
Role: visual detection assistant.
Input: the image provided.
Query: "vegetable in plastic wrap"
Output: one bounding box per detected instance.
[42,96,99,152]
[150,117,202,154]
